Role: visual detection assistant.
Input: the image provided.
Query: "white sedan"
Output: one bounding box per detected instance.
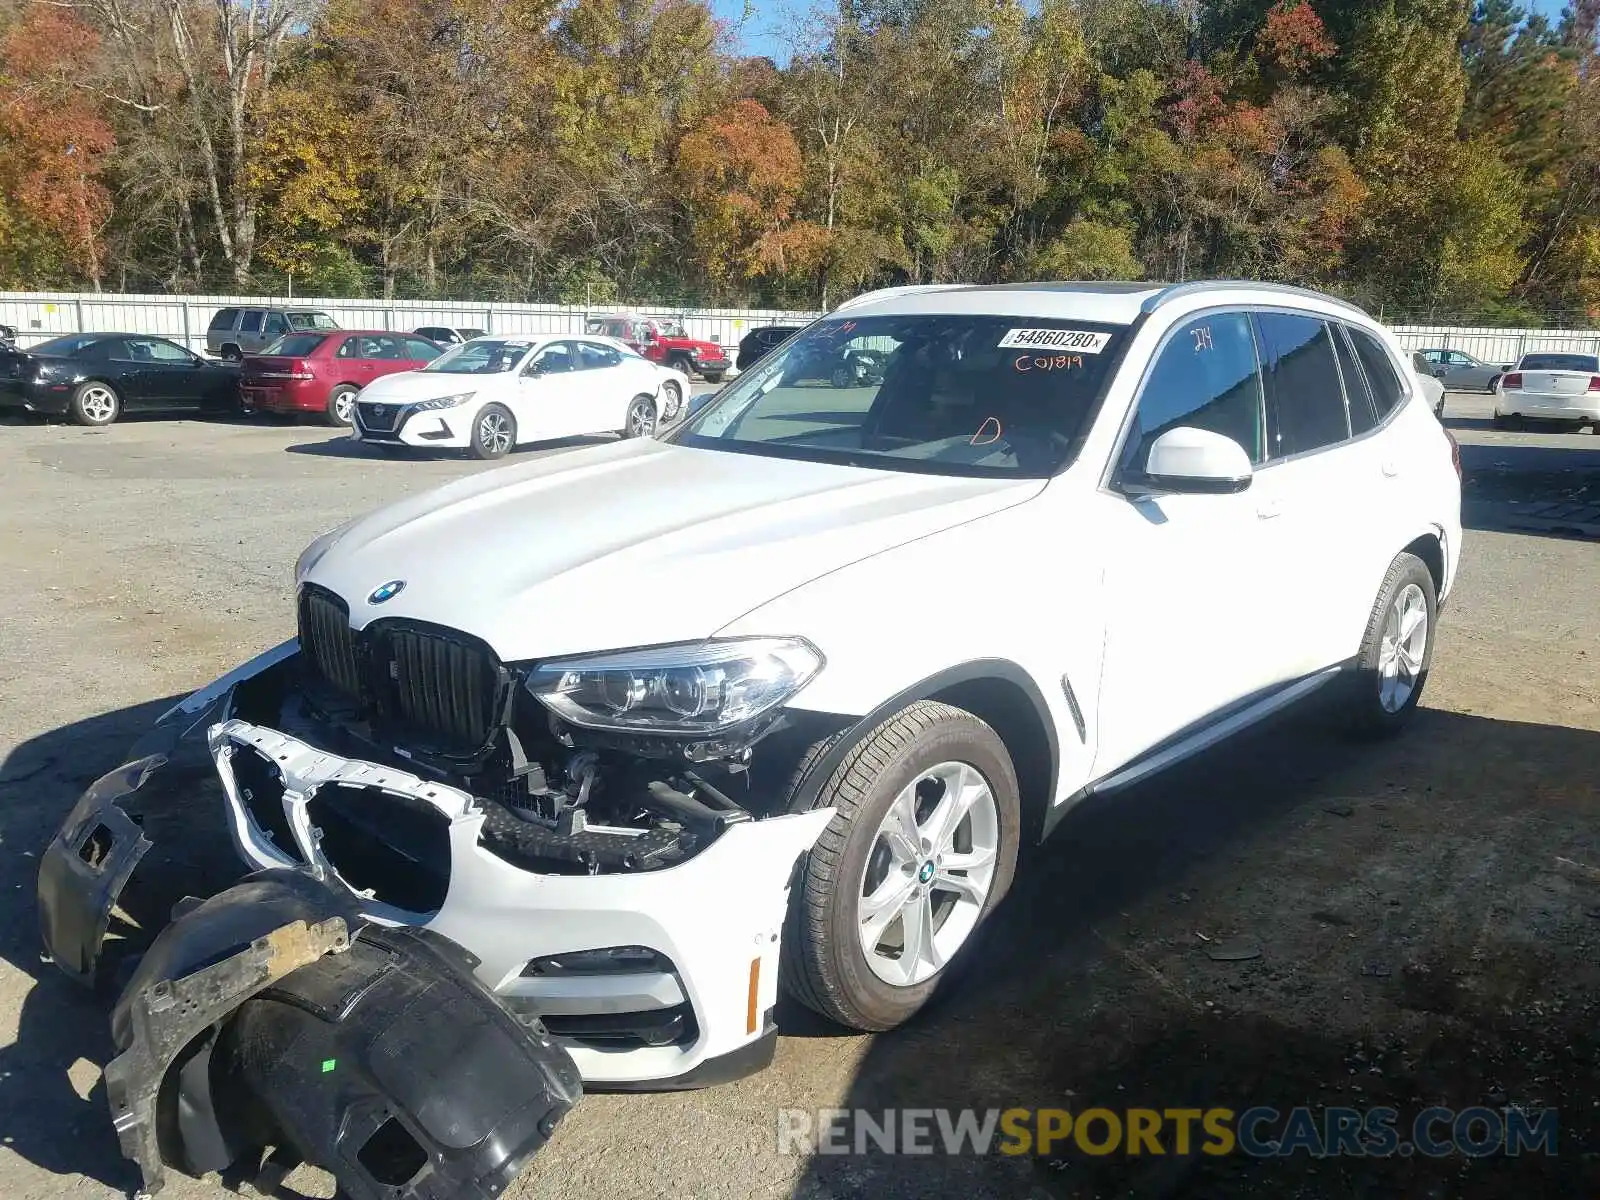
[351,334,690,458]
[1493,351,1600,431]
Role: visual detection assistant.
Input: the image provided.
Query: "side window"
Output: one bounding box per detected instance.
[1333,325,1379,436]
[1447,351,1472,366]
[577,341,622,370]
[1255,313,1349,458]
[1121,312,1265,471]
[335,337,358,359]
[239,310,265,335]
[263,312,289,338]
[144,338,193,363]
[1349,328,1406,421]
[209,308,240,332]
[529,342,574,374]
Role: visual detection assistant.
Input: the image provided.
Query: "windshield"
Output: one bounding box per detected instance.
[669,314,1126,478]
[658,321,687,337]
[421,338,532,374]
[32,334,102,357]
[1519,353,1598,373]
[288,312,339,331]
[265,333,329,357]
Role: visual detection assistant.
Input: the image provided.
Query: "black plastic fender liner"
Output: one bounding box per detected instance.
[216,924,584,1200]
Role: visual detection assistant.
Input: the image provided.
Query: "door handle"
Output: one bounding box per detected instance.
[1255,496,1283,520]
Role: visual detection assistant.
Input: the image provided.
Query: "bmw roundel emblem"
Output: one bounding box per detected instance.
[368,580,406,605]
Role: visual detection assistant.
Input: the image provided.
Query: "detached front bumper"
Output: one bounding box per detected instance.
[210,718,833,1086]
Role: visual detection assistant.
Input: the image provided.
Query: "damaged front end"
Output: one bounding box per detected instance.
[36,631,845,1193]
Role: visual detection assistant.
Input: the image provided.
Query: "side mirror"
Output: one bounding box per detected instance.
[1127,427,1253,495]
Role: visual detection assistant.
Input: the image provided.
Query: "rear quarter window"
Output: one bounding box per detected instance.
[1255,313,1350,458]
[1347,328,1406,422]
[209,308,239,331]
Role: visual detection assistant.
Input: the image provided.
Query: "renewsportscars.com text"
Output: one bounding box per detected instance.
[776,1106,1557,1159]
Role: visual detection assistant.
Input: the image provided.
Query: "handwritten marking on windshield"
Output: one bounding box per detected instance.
[1014,354,1084,372]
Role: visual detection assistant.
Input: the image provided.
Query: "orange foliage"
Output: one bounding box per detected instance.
[1256,1,1336,77]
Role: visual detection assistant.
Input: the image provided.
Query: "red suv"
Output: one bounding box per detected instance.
[241,331,443,425]
[587,314,730,383]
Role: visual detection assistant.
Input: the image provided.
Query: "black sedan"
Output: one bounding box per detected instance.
[0,333,240,425]
[736,324,803,371]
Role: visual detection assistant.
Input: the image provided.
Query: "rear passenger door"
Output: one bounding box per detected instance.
[1251,311,1365,676]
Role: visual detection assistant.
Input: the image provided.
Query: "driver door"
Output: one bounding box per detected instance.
[515,341,582,440]
[1093,310,1279,777]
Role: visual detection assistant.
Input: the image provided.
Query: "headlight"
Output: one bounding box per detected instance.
[294,519,355,584]
[525,637,823,735]
[414,391,474,412]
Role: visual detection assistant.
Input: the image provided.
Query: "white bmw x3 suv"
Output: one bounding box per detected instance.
[43,280,1462,1092]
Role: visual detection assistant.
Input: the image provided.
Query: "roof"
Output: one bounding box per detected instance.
[833,279,1371,324]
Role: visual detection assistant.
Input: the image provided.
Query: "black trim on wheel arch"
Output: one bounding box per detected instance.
[787,659,1060,838]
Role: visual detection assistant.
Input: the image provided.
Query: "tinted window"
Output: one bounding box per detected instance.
[677,315,1125,479]
[1334,326,1378,436]
[459,328,486,339]
[1255,313,1348,458]
[1348,327,1405,421]
[273,334,328,357]
[414,327,445,340]
[33,333,104,357]
[1122,312,1264,470]
[263,312,289,337]
[403,337,442,360]
[576,341,622,370]
[239,310,265,334]
[122,337,193,363]
[1520,353,1599,372]
[354,334,405,360]
[208,308,240,331]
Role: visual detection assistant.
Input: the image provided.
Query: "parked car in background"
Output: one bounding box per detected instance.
[1416,348,1507,393]
[736,324,803,371]
[207,306,339,359]
[351,333,685,458]
[0,323,17,348]
[413,325,488,346]
[1492,352,1600,431]
[587,334,691,425]
[0,332,239,425]
[1412,351,1446,420]
[241,331,444,426]
[586,313,730,382]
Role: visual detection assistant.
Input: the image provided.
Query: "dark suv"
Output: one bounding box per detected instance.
[207,306,340,359]
[736,324,803,371]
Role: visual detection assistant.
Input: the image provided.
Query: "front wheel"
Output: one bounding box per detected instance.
[70,381,121,426]
[468,403,516,460]
[701,371,725,385]
[781,700,1020,1031]
[661,379,684,421]
[325,385,358,427]
[623,395,657,438]
[1341,551,1437,736]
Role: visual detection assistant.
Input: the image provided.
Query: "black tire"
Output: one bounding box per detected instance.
[661,379,684,421]
[325,385,358,427]
[623,394,657,438]
[831,365,853,389]
[701,371,725,385]
[468,402,516,460]
[781,700,1021,1032]
[1492,412,1521,430]
[68,380,121,426]
[1341,551,1438,737]
[220,344,242,362]
[1434,398,1445,420]
[670,354,696,380]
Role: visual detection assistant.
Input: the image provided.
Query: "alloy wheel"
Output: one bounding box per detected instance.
[628,398,656,437]
[1377,582,1428,713]
[332,391,355,425]
[856,761,1000,987]
[79,386,117,423]
[478,410,513,455]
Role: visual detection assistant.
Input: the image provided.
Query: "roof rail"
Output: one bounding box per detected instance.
[1141,280,1371,319]
[832,284,972,312]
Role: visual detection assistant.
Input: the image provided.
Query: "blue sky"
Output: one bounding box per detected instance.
[711,0,1576,64]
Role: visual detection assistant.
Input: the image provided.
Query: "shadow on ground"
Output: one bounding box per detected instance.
[282,432,614,459]
[788,705,1600,1199]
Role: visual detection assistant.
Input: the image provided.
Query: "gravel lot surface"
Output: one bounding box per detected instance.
[0,390,1596,1200]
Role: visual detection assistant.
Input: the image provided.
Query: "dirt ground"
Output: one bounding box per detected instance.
[0,392,1596,1200]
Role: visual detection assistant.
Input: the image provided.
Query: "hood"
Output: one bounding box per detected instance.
[355,370,499,402]
[303,438,1042,660]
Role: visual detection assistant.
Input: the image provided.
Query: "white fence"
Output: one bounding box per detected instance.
[0,292,822,354]
[1,291,1597,364]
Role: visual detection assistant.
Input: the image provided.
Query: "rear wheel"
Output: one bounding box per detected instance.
[325,385,358,428]
[468,403,516,460]
[661,379,684,421]
[1341,551,1437,737]
[781,700,1020,1031]
[701,371,725,385]
[69,381,121,426]
[1492,411,1521,430]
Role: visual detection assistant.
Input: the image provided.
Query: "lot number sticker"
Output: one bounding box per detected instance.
[997,328,1111,354]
